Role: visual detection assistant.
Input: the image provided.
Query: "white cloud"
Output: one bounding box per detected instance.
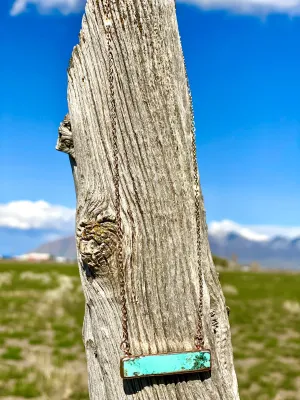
[0,200,75,232]
[11,0,300,16]
[208,220,300,241]
[179,0,300,15]
[247,224,300,239]
[209,220,269,241]
[10,0,85,16]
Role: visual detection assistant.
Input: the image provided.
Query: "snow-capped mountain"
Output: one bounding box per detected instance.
[209,233,300,269]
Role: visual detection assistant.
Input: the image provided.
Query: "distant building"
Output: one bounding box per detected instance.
[15,253,51,262]
[55,256,68,263]
[241,265,250,272]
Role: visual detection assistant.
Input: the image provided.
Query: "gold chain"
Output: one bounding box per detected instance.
[187,73,205,350]
[104,1,131,356]
[103,2,204,355]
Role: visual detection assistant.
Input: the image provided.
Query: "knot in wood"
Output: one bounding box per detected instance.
[79,220,118,278]
[56,114,75,158]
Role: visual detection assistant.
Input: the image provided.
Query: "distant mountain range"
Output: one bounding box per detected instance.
[209,233,300,269]
[34,236,76,260]
[34,232,300,270]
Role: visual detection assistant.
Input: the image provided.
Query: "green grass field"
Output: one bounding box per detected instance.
[0,263,87,400]
[1,262,300,399]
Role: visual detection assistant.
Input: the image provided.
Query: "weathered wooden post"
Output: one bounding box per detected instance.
[57,0,239,398]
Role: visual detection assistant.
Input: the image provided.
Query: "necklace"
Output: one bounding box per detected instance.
[103,1,211,379]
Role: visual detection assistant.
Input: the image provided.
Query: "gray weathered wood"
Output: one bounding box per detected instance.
[58,0,240,398]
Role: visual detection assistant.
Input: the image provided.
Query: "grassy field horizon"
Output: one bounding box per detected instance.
[1,262,300,399]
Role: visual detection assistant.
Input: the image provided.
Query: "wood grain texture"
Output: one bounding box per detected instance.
[59,0,240,398]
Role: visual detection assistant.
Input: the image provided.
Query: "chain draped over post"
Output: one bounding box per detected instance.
[103,0,204,356]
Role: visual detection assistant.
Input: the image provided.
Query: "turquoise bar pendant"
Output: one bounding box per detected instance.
[121,350,211,379]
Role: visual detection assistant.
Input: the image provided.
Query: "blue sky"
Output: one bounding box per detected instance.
[1,0,300,254]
